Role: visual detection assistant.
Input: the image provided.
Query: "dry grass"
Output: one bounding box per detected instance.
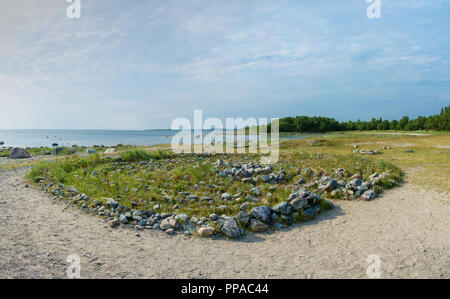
[281,132,450,193]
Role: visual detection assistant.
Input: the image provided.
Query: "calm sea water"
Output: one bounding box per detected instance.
[0,130,314,148]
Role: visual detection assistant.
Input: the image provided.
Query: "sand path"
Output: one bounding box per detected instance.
[0,166,448,278]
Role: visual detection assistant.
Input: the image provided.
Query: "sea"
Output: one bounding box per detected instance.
[0,130,315,148]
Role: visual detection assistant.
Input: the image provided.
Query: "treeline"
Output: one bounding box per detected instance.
[268,105,450,133]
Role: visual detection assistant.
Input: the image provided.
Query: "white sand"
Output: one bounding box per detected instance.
[0,166,448,278]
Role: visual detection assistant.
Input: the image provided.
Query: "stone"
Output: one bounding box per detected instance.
[220,217,243,239]
[303,207,316,217]
[369,173,379,180]
[273,222,285,230]
[198,227,214,237]
[68,186,78,194]
[159,218,172,230]
[290,197,308,211]
[182,222,196,234]
[106,198,119,209]
[249,219,268,233]
[362,190,376,201]
[295,178,306,185]
[168,218,177,228]
[9,148,31,159]
[249,187,261,196]
[175,213,189,224]
[240,202,249,211]
[165,228,175,235]
[187,194,199,201]
[86,149,96,155]
[349,178,362,187]
[105,148,116,154]
[250,206,272,224]
[107,220,119,228]
[209,213,219,221]
[199,196,214,201]
[119,213,128,224]
[324,180,338,192]
[221,193,232,200]
[357,185,369,192]
[235,211,250,226]
[272,202,292,215]
[138,219,148,226]
[320,176,333,184]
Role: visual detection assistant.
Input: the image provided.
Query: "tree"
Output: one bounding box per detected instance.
[390,119,399,130]
[398,116,409,130]
[271,106,449,133]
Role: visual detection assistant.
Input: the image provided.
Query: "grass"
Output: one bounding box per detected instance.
[26,142,403,222]
[281,132,450,192]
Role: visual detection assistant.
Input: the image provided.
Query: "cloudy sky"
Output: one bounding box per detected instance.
[1,0,449,129]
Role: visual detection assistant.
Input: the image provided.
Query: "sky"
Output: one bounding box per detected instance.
[0,0,449,130]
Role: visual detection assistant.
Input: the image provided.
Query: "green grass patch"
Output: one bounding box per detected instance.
[27,146,403,221]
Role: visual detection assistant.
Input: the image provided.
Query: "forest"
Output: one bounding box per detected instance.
[267,105,450,133]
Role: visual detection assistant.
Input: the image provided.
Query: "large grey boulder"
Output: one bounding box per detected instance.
[272,202,292,215]
[235,211,250,226]
[250,206,272,224]
[10,148,31,159]
[290,197,308,211]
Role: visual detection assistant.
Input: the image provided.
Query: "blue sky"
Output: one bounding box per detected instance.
[1,0,449,129]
